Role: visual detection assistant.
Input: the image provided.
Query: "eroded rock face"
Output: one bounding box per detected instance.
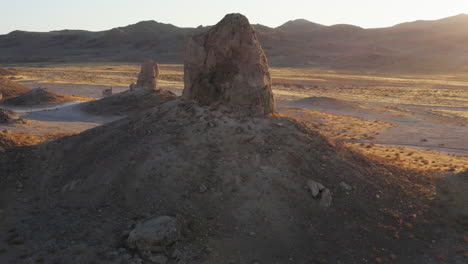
[183,13,275,116]
[131,60,160,91]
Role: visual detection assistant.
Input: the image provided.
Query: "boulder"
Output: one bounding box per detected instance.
[319,188,333,208]
[339,181,352,191]
[127,216,181,261]
[132,60,160,91]
[307,180,332,208]
[183,13,275,116]
[307,180,325,198]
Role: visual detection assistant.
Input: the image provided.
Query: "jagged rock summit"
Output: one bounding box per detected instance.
[130,60,160,91]
[183,13,275,116]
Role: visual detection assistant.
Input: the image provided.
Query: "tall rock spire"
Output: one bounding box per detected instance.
[183,13,275,116]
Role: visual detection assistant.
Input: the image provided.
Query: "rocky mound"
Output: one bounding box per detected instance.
[83,60,176,116]
[81,89,177,116]
[0,99,441,263]
[0,77,30,99]
[183,14,275,116]
[1,87,92,107]
[0,107,19,123]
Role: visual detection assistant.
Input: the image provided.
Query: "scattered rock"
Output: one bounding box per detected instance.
[148,254,168,264]
[319,189,333,208]
[127,216,181,261]
[102,87,113,97]
[199,184,208,193]
[183,13,275,116]
[339,181,352,191]
[307,180,325,198]
[307,180,332,207]
[131,60,160,91]
[130,258,143,264]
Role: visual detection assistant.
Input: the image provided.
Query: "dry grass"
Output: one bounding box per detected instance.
[7,65,468,173]
[279,106,396,141]
[0,131,76,149]
[14,65,184,91]
[278,105,468,173]
[347,143,468,173]
[13,65,468,107]
[270,68,468,107]
[428,108,468,120]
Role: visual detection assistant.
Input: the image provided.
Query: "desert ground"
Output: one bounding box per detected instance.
[2,64,467,173]
[2,12,468,264]
[1,60,467,264]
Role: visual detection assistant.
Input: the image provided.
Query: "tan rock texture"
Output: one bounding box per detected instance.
[183,13,275,116]
[133,60,160,91]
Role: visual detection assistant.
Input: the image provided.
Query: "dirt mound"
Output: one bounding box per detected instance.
[1,87,92,107]
[0,107,19,123]
[290,96,365,112]
[0,98,445,263]
[81,89,177,116]
[0,77,30,98]
[0,67,18,76]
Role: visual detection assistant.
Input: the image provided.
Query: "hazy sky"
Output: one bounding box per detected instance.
[2,0,468,34]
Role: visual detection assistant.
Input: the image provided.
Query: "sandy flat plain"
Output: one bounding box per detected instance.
[2,64,467,172]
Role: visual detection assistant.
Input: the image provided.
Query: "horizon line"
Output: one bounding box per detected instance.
[2,12,467,35]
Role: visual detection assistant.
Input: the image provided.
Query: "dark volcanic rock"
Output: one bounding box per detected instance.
[131,60,160,91]
[183,13,275,116]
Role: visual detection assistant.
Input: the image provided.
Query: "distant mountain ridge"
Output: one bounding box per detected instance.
[2,14,468,72]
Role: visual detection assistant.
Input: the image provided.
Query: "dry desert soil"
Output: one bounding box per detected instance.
[2,65,467,173]
[0,64,467,264]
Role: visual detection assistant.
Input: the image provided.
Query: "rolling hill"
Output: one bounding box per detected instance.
[2,14,468,72]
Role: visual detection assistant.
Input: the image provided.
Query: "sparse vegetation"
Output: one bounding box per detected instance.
[2,65,467,174]
[0,130,76,149]
[0,59,466,264]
